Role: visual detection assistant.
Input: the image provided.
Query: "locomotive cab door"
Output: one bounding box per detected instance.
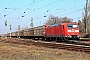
[62,25,65,36]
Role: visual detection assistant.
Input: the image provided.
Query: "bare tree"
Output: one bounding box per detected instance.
[62,17,73,23]
[78,20,85,32]
[45,15,73,25]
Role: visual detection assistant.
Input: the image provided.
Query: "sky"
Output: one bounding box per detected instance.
[0,0,86,34]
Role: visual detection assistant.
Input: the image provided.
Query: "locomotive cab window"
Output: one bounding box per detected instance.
[67,24,78,28]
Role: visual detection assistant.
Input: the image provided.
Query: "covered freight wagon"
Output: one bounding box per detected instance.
[35,26,44,36]
[31,25,44,39]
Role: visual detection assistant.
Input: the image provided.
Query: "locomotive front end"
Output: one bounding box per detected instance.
[67,23,80,40]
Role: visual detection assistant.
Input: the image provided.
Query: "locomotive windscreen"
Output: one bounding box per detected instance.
[67,24,78,28]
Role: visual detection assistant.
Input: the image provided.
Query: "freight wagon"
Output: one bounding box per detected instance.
[16,26,45,39]
[29,26,44,39]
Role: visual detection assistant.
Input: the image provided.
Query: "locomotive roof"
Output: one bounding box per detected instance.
[46,22,78,27]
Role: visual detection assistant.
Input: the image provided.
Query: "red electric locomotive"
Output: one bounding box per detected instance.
[44,22,80,41]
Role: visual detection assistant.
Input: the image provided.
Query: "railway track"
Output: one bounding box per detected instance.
[1,37,90,54]
[66,40,90,46]
[30,39,90,54]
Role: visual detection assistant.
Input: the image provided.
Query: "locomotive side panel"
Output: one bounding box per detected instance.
[51,26,56,36]
[61,23,66,37]
[45,24,63,37]
[55,24,63,36]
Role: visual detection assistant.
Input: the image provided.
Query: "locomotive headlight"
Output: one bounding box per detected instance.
[77,35,80,38]
[75,30,79,32]
[68,30,71,32]
[68,35,72,38]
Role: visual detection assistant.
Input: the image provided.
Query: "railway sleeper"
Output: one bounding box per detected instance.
[67,48,74,51]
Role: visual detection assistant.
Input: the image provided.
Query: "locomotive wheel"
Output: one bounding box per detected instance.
[55,38,58,42]
[45,37,48,41]
[55,37,59,42]
[64,38,69,42]
[42,37,45,41]
[44,37,47,41]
